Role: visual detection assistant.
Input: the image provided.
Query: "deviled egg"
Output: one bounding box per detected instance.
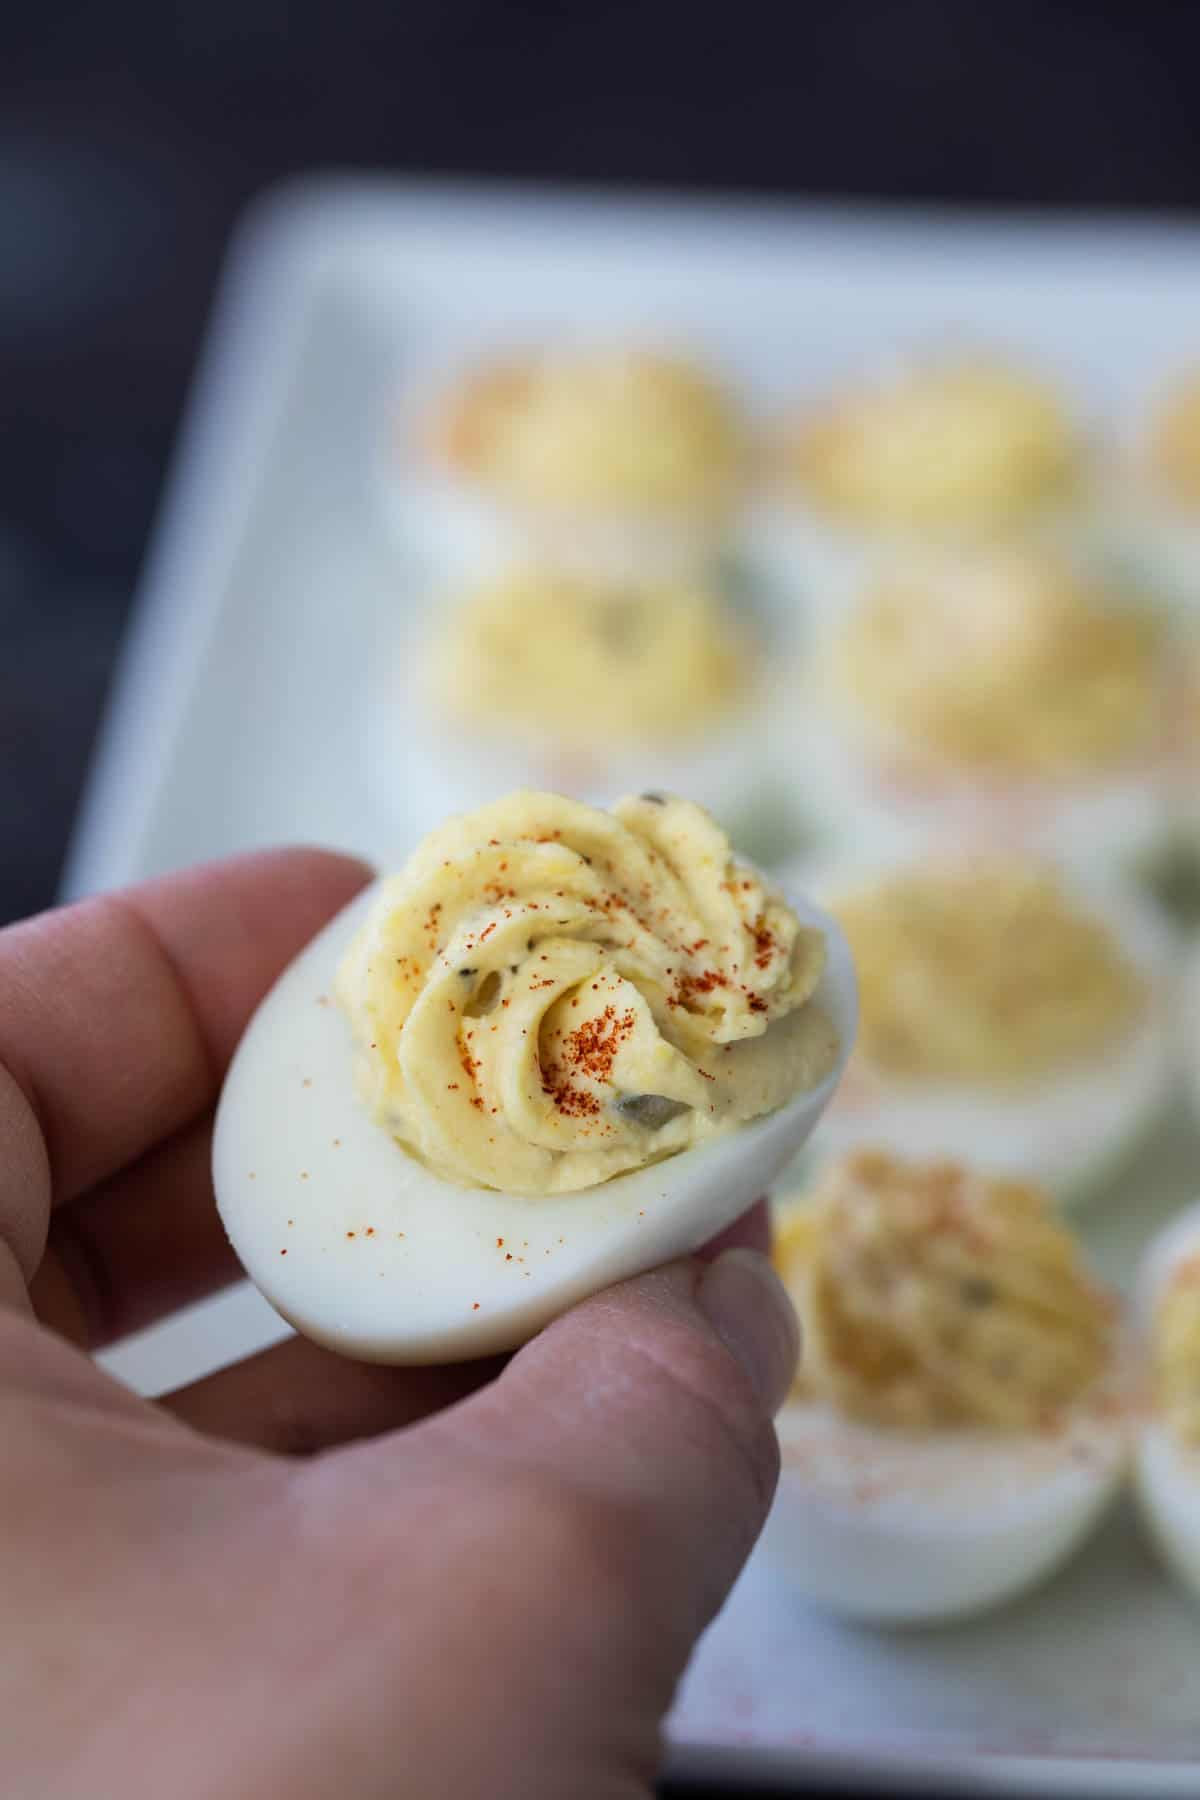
[801,855,1176,1203]
[1134,1201,1200,1598]
[789,545,1175,872]
[388,346,746,582]
[370,566,770,841]
[763,1151,1131,1624]
[213,791,854,1363]
[755,354,1085,612]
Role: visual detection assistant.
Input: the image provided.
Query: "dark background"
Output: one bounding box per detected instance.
[3,7,1198,1791]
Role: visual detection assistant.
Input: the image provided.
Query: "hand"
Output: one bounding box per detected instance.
[0,849,799,1800]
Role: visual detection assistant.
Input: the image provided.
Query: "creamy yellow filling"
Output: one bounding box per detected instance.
[1154,1256,1200,1446]
[774,1151,1114,1430]
[829,549,1163,776]
[786,358,1078,529]
[422,568,751,751]
[433,348,743,518]
[336,793,837,1194]
[835,860,1145,1084]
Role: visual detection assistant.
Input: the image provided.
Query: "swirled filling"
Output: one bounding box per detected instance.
[423,568,751,751]
[829,548,1164,776]
[336,793,837,1193]
[787,357,1078,529]
[432,348,743,518]
[834,860,1146,1084]
[1154,1256,1200,1446]
[774,1151,1114,1430]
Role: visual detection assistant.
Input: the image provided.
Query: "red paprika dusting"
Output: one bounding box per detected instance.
[752,917,777,969]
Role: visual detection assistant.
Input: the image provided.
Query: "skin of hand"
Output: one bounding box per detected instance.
[0,849,800,1800]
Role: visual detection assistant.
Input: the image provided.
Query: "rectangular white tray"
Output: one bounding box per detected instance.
[65,178,1200,1794]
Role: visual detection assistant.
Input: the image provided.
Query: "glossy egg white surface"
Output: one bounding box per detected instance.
[1134,1200,1200,1600]
[763,1383,1130,1625]
[791,859,1178,1205]
[213,879,856,1364]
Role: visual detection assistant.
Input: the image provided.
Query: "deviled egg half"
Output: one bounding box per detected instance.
[753,354,1085,614]
[371,566,772,843]
[799,855,1176,1204]
[788,544,1175,872]
[763,1151,1131,1624]
[386,345,746,583]
[213,792,855,1363]
[1134,1201,1200,1598]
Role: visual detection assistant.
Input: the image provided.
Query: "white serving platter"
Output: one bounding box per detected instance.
[63,178,1200,1793]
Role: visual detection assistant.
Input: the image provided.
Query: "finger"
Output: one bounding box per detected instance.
[0,848,369,1292]
[319,1249,799,1792]
[159,1335,504,1454]
[444,1248,799,1642]
[29,1114,239,1348]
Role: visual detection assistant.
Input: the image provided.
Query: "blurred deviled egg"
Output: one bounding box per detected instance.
[371,565,769,841]
[389,345,746,582]
[1135,1201,1200,1599]
[790,545,1174,871]
[755,354,1085,611]
[762,1151,1131,1624]
[802,855,1175,1203]
[213,791,854,1363]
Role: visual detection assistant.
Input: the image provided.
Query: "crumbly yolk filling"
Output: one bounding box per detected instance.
[834,860,1145,1085]
[774,1150,1114,1430]
[423,568,751,751]
[830,549,1163,776]
[786,358,1078,529]
[433,349,743,518]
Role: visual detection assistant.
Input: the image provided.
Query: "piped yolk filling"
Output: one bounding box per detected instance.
[336,792,838,1193]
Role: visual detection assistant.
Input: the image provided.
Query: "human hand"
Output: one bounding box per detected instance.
[0,849,799,1800]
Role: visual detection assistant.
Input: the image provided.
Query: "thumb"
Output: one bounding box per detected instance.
[423,1246,798,1785]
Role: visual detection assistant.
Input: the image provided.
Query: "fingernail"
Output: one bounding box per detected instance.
[695,1248,800,1416]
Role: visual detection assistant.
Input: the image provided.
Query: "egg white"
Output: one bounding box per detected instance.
[762,1376,1129,1625]
[787,857,1178,1206]
[213,879,857,1364]
[1134,1200,1200,1600]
